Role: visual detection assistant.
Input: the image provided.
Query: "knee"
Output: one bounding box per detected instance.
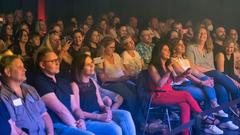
[108,124,122,135]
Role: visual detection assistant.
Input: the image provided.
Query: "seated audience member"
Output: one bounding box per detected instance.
[71,53,136,135]
[97,36,137,118]
[229,29,239,45]
[126,16,139,42]
[170,38,228,116]
[148,42,224,135]
[84,28,101,58]
[121,35,144,75]
[213,26,226,57]
[148,17,161,39]
[0,55,54,135]
[136,29,155,67]
[35,19,47,42]
[114,24,128,54]
[41,31,73,80]
[186,26,240,117]
[0,98,15,135]
[215,38,240,83]
[28,32,41,57]
[0,23,14,49]
[33,48,95,135]
[170,38,240,130]
[13,29,30,57]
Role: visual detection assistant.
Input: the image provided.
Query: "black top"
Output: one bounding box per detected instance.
[33,71,73,123]
[0,99,11,135]
[224,53,235,77]
[76,79,100,113]
[213,42,224,57]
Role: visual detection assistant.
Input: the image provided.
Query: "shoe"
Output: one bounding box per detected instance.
[141,121,168,134]
[204,125,224,134]
[219,121,239,130]
[213,110,228,117]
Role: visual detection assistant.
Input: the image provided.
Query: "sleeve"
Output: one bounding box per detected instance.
[29,86,47,115]
[186,45,196,64]
[33,76,55,97]
[0,100,11,135]
[121,51,130,65]
[0,96,16,121]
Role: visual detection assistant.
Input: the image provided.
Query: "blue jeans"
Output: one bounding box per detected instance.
[86,119,122,135]
[205,70,240,99]
[54,123,95,135]
[112,109,136,135]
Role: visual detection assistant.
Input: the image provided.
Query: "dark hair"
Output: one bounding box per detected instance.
[168,38,181,53]
[15,29,29,43]
[83,28,99,46]
[71,53,91,83]
[0,55,19,74]
[0,23,14,42]
[149,40,169,76]
[72,29,84,38]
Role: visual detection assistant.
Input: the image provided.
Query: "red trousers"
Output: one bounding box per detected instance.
[149,80,202,135]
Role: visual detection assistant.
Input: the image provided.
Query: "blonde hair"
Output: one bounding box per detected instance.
[194,25,213,53]
[224,38,237,52]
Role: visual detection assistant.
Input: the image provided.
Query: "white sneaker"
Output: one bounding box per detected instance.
[213,110,228,117]
[219,121,239,130]
[204,125,224,134]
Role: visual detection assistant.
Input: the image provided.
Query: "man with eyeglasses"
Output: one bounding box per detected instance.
[33,47,94,135]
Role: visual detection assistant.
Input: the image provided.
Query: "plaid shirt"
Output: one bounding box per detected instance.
[136,42,155,65]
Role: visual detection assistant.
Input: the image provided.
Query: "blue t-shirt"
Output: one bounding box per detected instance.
[33,71,73,123]
[0,99,11,135]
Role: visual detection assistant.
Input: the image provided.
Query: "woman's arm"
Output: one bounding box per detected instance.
[215,52,225,72]
[148,64,170,87]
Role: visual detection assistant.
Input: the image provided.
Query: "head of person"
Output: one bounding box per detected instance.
[172,21,183,33]
[98,18,108,31]
[1,24,13,39]
[229,29,238,43]
[72,30,85,48]
[71,54,95,82]
[6,13,14,24]
[51,24,62,37]
[140,29,152,44]
[110,16,120,27]
[116,24,128,38]
[224,38,237,55]
[0,55,26,83]
[168,38,186,57]
[166,30,179,41]
[14,9,23,23]
[42,31,61,53]
[84,28,100,45]
[149,17,159,30]
[121,35,135,51]
[100,36,116,56]
[35,47,60,75]
[85,15,94,27]
[150,40,171,69]
[25,11,33,23]
[201,18,213,32]
[35,19,47,34]
[19,22,30,34]
[128,16,138,28]
[214,26,226,41]
[56,20,64,31]
[30,33,41,46]
[194,26,213,52]
[80,23,90,34]
[16,29,29,44]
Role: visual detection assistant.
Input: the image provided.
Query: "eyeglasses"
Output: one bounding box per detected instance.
[43,58,61,64]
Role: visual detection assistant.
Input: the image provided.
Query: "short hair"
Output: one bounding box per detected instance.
[34,47,54,67]
[0,55,20,74]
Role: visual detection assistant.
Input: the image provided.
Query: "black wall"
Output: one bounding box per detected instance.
[0,0,239,29]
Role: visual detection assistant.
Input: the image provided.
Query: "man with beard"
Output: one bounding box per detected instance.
[213,26,226,57]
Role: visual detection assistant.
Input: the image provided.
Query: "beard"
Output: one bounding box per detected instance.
[217,35,226,41]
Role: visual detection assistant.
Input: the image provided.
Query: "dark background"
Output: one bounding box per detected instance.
[0,0,239,29]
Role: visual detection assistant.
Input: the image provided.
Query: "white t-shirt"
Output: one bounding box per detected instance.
[101,53,125,78]
[121,50,143,75]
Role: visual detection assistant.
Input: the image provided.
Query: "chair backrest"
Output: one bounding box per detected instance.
[136,69,151,109]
